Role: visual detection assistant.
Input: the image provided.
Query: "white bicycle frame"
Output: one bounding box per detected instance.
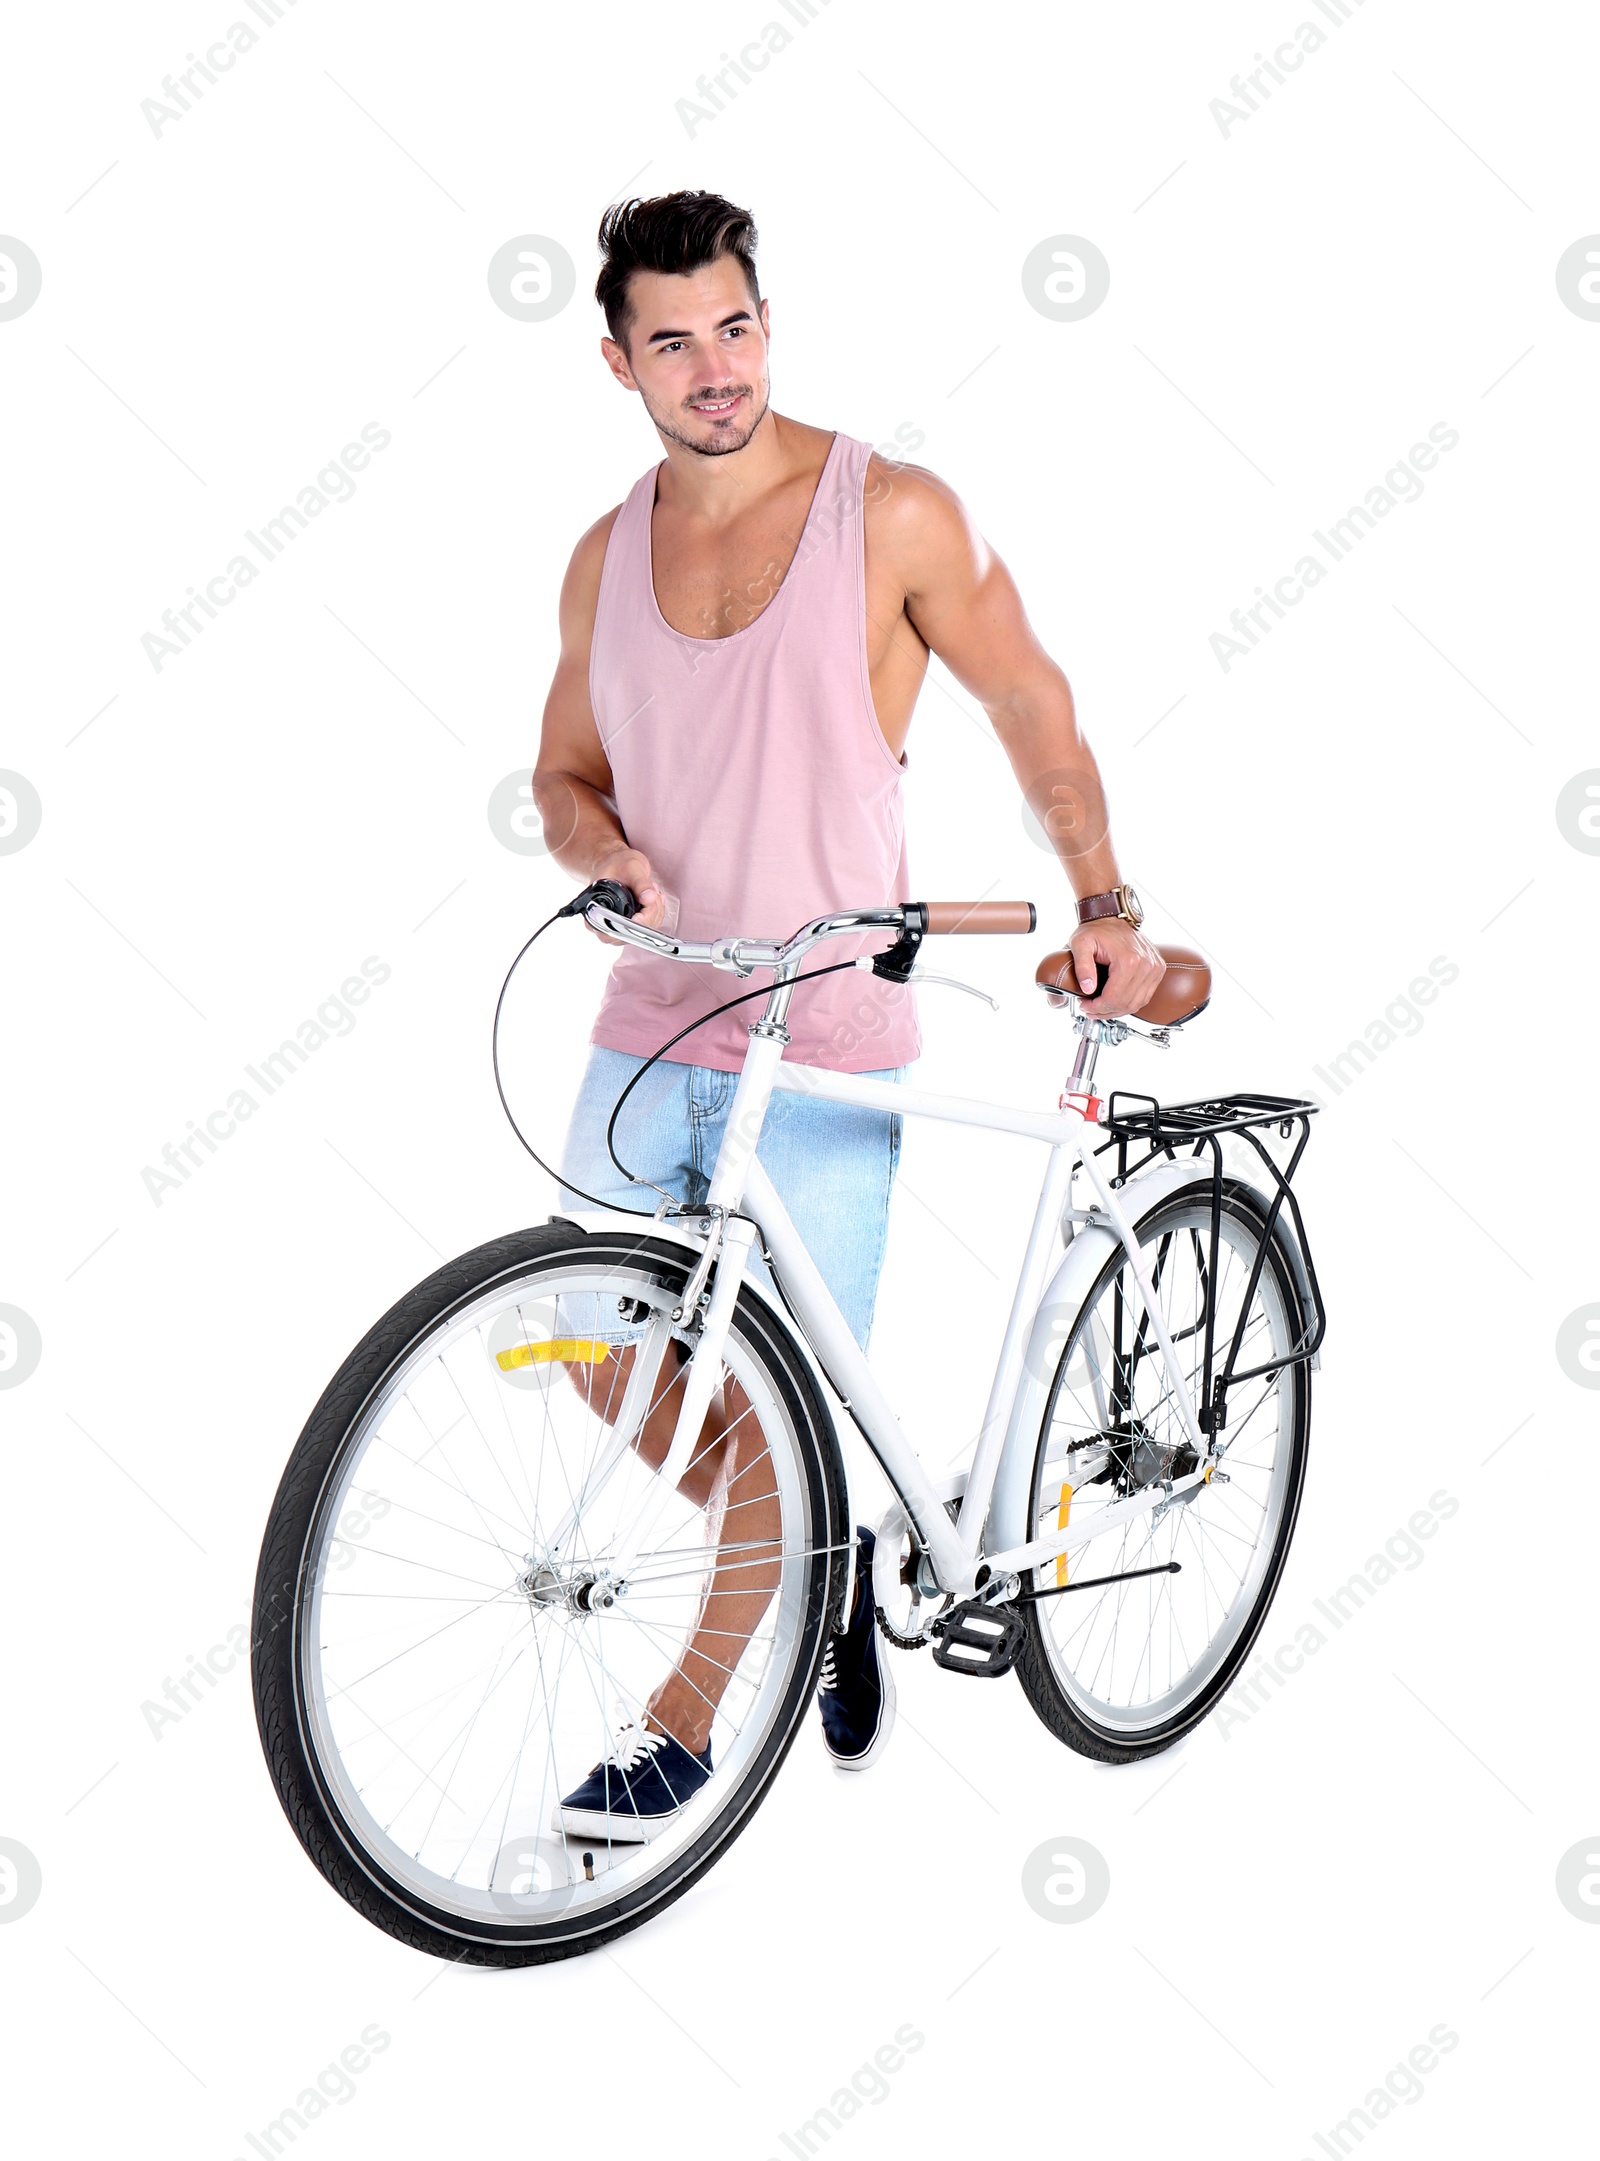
[560,901,1230,1606]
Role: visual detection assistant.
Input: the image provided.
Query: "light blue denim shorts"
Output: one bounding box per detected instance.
[558,1046,910,1352]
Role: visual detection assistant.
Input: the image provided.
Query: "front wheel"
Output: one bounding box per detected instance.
[1015,1181,1312,1762]
[252,1222,848,1965]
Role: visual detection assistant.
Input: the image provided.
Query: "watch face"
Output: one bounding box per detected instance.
[1122,885,1144,925]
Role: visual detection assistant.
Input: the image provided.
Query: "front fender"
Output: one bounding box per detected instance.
[551,1204,708,1254]
[985,1154,1215,1559]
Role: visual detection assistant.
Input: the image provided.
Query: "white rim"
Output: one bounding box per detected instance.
[297,1254,824,1931]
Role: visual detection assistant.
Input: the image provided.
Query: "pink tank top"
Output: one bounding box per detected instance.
[587,430,921,1073]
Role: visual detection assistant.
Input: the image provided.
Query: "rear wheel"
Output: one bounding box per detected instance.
[252,1222,847,1965]
[1015,1182,1311,1762]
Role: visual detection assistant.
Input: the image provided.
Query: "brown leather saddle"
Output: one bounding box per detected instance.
[1034,942,1212,1028]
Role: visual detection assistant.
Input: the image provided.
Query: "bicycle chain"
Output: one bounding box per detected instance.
[872,1498,962,1651]
[873,1602,933,1652]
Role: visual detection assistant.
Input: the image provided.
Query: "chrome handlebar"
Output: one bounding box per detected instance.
[581,899,906,978]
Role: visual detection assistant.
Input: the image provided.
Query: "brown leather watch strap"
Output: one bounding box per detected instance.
[1076,890,1124,925]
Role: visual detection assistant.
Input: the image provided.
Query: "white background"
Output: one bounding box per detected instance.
[3,0,1597,2153]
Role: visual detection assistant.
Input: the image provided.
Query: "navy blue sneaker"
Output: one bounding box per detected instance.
[552,1722,713,1842]
[817,1526,896,1771]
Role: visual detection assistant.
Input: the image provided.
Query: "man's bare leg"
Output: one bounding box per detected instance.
[567,1347,781,1756]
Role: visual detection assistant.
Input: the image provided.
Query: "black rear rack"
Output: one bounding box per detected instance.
[1101,1089,1319,1146]
[1092,1090,1326,1435]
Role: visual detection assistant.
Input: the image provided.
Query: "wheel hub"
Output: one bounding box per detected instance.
[517,1554,619,1616]
[1104,1425,1199,1496]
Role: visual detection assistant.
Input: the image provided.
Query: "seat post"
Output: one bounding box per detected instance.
[1067,1016,1124,1097]
[1066,1026,1101,1097]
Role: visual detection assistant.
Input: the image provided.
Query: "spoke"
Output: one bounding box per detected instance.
[477,1618,550,1887]
[523,1600,594,1883]
[476,1303,554,1532]
[366,1490,532,1561]
[406,1623,535,1847]
[367,1424,532,1547]
[319,1673,476,1816]
[1037,1200,1298,1714]
[454,1617,566,1884]
[320,1589,514,1602]
[435,1356,541,1549]
[329,1546,510,1596]
[395,1393,535,1563]
[331,1586,523,1690]
[596,1604,760,1736]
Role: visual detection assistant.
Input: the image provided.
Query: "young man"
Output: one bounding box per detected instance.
[533,191,1164,1835]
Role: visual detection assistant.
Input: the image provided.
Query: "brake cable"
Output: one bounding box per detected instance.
[491,880,871,1210]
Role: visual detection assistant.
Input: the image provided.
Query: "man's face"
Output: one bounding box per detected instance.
[602,256,771,457]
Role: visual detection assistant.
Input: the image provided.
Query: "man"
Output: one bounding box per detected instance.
[533,190,1164,1837]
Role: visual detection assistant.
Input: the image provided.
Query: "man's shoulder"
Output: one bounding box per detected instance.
[563,502,627,593]
[555,502,630,635]
[576,500,627,561]
[862,451,976,575]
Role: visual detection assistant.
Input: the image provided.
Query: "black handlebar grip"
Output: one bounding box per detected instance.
[563,878,640,920]
[589,878,639,919]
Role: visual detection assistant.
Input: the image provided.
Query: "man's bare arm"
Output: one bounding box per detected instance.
[533,510,670,932]
[873,462,1165,1017]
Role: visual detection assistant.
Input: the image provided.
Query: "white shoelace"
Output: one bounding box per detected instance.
[605,1722,671,1772]
[818,1642,839,1695]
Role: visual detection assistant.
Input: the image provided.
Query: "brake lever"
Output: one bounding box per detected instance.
[854,955,997,1009]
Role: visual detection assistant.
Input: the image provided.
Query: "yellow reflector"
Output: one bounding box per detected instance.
[495,1339,609,1371]
[1054,1484,1073,1589]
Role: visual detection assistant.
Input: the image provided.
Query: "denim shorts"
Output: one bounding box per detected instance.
[558,1046,910,1352]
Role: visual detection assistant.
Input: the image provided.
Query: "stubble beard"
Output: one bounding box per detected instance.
[646,381,772,458]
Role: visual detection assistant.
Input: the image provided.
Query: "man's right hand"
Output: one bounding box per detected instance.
[588,846,669,942]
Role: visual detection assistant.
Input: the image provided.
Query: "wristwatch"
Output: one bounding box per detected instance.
[1076,884,1144,928]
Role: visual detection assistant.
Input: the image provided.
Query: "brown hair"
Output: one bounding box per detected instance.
[595,191,761,347]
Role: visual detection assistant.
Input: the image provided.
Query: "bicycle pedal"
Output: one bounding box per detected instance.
[930,1599,1025,1678]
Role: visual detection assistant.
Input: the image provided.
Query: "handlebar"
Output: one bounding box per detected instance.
[563,883,1036,977]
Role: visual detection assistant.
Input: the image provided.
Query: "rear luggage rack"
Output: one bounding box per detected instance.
[1092,1091,1326,1435]
[1100,1089,1320,1146]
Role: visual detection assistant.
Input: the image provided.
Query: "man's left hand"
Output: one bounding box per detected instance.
[1069,919,1166,1019]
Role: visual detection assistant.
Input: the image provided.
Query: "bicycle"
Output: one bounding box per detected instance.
[252,887,1325,1966]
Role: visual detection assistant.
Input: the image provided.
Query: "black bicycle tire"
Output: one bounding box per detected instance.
[1013,1179,1313,1764]
[251,1220,849,1966]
